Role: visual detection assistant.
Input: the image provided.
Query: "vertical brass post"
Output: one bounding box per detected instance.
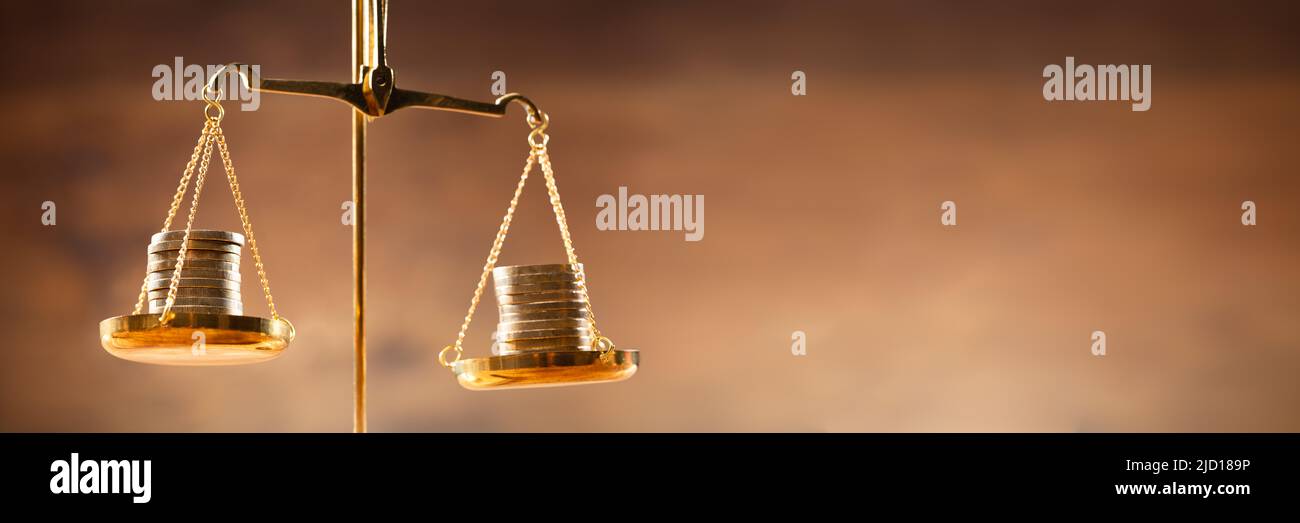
[352,0,369,433]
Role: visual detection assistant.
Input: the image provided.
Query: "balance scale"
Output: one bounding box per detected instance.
[97,0,639,433]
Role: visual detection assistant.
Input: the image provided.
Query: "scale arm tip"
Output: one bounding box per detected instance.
[387,88,507,117]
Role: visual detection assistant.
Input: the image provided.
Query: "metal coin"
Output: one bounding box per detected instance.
[492,263,581,278]
[497,344,589,355]
[148,295,242,306]
[146,278,241,291]
[496,318,590,331]
[147,293,242,305]
[148,308,244,317]
[492,272,580,286]
[496,327,592,341]
[148,240,243,254]
[148,251,241,263]
[147,282,241,294]
[497,336,594,351]
[494,281,584,296]
[147,305,244,315]
[149,297,243,308]
[496,290,587,305]
[148,269,241,282]
[149,296,244,308]
[498,301,588,315]
[497,309,590,323]
[146,259,239,273]
[148,287,242,300]
[151,230,245,245]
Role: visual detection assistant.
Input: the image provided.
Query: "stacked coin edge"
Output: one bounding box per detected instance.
[145,229,245,316]
[492,263,593,355]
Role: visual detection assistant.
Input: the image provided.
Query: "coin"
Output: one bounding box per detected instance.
[148,240,243,254]
[145,277,241,291]
[489,264,604,354]
[494,281,586,296]
[149,297,243,309]
[146,259,239,273]
[148,287,241,299]
[147,269,241,282]
[497,309,590,323]
[151,230,245,245]
[492,272,581,286]
[146,282,240,293]
[149,296,244,308]
[137,230,248,316]
[497,344,588,354]
[496,318,590,331]
[492,263,580,278]
[148,293,242,305]
[147,305,244,315]
[496,290,587,305]
[498,301,588,315]
[148,251,241,263]
[497,336,594,351]
[496,327,592,341]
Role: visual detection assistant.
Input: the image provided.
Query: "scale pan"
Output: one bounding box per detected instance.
[452,349,638,390]
[99,313,294,366]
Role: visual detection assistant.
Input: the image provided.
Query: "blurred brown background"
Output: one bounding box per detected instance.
[1,0,1297,432]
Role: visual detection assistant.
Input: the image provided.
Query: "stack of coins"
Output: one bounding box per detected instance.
[493,264,593,354]
[145,230,244,315]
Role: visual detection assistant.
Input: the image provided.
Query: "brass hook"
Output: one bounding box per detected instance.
[202,63,256,122]
[494,93,546,131]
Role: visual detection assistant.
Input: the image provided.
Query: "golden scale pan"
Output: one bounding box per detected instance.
[99,64,638,391]
[100,313,294,366]
[452,348,640,390]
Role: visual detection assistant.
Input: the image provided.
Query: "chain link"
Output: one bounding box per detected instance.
[133,106,279,324]
[536,147,610,352]
[214,126,280,320]
[133,120,213,314]
[158,123,218,323]
[439,114,614,369]
[439,151,535,368]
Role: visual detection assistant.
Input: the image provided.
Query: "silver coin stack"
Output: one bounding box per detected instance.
[145,229,244,315]
[493,263,594,354]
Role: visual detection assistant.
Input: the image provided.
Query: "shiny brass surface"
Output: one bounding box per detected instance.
[100,313,294,366]
[352,0,368,433]
[254,72,521,118]
[453,349,638,390]
[224,2,533,120]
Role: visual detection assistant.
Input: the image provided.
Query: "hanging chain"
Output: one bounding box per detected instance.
[132,120,213,314]
[213,126,280,320]
[157,122,219,323]
[535,146,614,357]
[439,111,615,369]
[134,69,279,323]
[437,152,535,368]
